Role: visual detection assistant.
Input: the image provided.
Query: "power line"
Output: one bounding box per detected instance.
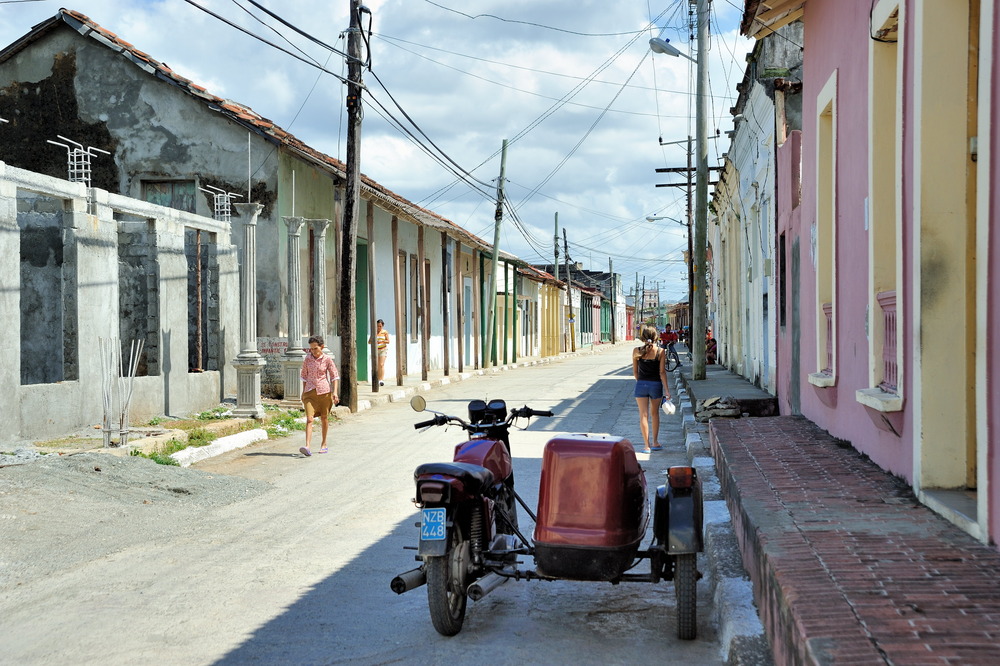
[421,0,654,37]
[179,0,350,85]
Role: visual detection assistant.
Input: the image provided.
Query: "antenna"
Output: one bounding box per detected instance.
[46,135,109,187]
[198,184,243,223]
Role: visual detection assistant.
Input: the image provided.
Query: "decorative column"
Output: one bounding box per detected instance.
[230,202,266,419]
[308,219,332,349]
[281,216,306,407]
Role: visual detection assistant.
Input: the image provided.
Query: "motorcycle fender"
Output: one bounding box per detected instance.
[653,484,704,554]
[418,510,452,556]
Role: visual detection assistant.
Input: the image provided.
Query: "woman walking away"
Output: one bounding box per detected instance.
[632,324,671,454]
[299,335,340,456]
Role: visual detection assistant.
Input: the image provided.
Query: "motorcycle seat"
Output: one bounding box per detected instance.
[415,462,495,496]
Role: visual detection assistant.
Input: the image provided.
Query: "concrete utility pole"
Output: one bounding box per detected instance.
[554,212,564,351]
[339,0,364,411]
[686,135,694,329]
[563,228,575,352]
[692,0,709,380]
[484,139,508,367]
[609,257,616,343]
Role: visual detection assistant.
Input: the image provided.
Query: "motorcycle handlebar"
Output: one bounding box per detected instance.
[512,406,554,419]
[413,405,555,430]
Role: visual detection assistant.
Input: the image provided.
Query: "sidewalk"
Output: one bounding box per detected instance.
[679,362,1000,665]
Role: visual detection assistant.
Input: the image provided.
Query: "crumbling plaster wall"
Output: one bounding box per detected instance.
[0,26,285,338]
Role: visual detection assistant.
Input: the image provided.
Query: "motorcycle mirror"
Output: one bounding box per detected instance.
[410,395,427,412]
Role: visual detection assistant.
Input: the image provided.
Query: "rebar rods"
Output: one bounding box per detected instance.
[99,337,143,448]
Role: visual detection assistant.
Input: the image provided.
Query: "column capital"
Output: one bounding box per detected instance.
[234,202,264,226]
[307,218,331,236]
[282,215,305,237]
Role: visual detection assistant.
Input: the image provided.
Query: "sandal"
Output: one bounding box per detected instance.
[641,447,651,454]
[650,445,664,451]
[299,446,311,457]
[317,447,329,454]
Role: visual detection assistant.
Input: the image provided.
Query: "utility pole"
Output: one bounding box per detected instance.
[484,139,507,367]
[609,257,616,343]
[686,135,694,330]
[640,277,646,324]
[692,0,709,380]
[634,272,639,333]
[339,0,364,411]
[563,228,575,351]
[554,212,565,352]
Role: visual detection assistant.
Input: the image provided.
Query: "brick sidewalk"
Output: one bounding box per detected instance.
[710,415,1000,665]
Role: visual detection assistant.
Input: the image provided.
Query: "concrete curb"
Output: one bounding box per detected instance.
[170,428,269,467]
[170,343,629,458]
[673,369,771,665]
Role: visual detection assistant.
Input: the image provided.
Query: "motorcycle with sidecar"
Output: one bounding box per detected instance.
[390,396,704,640]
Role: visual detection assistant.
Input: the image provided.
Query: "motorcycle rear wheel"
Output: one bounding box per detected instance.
[426,526,471,636]
[674,553,698,640]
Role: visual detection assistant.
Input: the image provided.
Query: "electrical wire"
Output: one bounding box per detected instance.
[244,0,352,61]
[229,0,322,67]
[365,69,495,192]
[374,33,733,101]
[179,0,350,85]
[421,0,654,37]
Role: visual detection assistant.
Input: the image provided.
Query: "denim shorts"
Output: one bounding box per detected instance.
[634,380,664,399]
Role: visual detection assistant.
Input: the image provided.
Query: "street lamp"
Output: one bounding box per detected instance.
[648,37,697,63]
[650,0,708,380]
[647,216,693,332]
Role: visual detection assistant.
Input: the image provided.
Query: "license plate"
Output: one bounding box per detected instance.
[421,508,446,541]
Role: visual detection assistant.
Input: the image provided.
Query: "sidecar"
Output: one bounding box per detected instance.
[533,434,648,581]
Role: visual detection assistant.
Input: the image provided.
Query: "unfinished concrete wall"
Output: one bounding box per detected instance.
[117,216,158,377]
[18,191,74,384]
[0,161,239,443]
[185,227,221,373]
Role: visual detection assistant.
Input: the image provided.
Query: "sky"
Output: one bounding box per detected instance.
[0,0,754,303]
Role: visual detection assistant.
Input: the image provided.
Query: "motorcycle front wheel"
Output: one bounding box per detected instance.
[426,525,471,636]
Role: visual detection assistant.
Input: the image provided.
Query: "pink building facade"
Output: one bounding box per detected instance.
[740,0,999,546]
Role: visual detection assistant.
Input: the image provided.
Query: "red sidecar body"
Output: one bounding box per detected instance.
[532,433,649,581]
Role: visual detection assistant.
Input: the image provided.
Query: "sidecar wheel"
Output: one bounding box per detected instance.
[426,527,470,636]
[674,553,697,640]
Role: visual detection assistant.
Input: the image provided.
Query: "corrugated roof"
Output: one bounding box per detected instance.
[0,8,493,252]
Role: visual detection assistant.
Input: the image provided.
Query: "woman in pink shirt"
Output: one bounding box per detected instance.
[299,335,340,456]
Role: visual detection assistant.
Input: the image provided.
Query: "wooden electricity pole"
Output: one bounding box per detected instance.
[339,0,364,411]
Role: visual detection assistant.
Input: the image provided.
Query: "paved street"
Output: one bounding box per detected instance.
[2,345,730,665]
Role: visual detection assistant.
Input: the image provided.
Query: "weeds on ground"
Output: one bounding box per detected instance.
[196,406,232,421]
[265,409,305,438]
[132,405,313,464]
[130,427,217,466]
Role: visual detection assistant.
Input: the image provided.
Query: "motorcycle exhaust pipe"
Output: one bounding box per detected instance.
[467,571,508,601]
[390,567,426,595]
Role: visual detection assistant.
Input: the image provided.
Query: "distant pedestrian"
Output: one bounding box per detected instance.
[632,324,671,454]
[299,335,340,456]
[370,318,389,386]
[706,330,718,365]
